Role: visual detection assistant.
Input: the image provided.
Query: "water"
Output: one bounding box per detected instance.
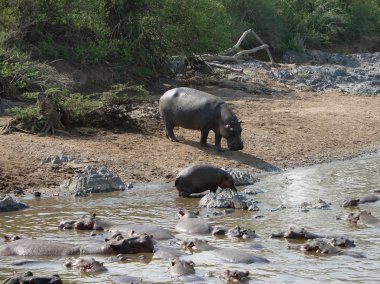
[1,154,380,283]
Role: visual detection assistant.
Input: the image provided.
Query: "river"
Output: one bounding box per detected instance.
[1,153,379,283]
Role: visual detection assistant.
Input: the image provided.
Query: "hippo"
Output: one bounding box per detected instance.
[175,210,226,235]
[271,228,355,247]
[186,239,269,264]
[206,270,251,284]
[159,87,243,151]
[2,271,63,284]
[58,214,174,240]
[59,214,104,230]
[287,239,365,258]
[346,210,380,227]
[0,233,154,256]
[168,259,205,282]
[227,226,258,239]
[4,234,23,242]
[175,165,236,197]
[343,194,380,207]
[64,257,107,273]
[271,228,322,240]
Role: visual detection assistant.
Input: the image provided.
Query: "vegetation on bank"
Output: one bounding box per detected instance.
[0,0,379,132]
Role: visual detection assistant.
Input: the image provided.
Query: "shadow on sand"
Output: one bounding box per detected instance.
[180,139,281,172]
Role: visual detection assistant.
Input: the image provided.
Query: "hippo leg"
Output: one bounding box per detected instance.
[214,131,223,152]
[210,186,218,193]
[200,129,210,147]
[179,191,191,197]
[164,120,179,142]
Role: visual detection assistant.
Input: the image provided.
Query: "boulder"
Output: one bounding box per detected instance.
[60,166,126,196]
[199,189,258,210]
[0,195,28,212]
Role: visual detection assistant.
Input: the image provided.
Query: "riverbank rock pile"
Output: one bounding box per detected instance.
[0,195,28,212]
[221,168,258,186]
[60,166,126,196]
[274,50,380,95]
[199,189,259,211]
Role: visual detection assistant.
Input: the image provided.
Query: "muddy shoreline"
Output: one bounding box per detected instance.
[1,89,380,196]
[1,49,380,195]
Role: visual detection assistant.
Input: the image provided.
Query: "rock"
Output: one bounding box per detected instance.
[199,189,258,210]
[244,185,264,195]
[0,195,29,212]
[221,168,258,186]
[276,50,380,95]
[43,155,80,164]
[300,199,331,211]
[60,166,127,196]
[167,56,187,74]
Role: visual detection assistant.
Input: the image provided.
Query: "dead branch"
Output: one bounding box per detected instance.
[216,29,275,65]
[207,62,243,73]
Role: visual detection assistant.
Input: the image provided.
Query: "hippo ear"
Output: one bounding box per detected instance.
[179,210,185,216]
[171,261,176,266]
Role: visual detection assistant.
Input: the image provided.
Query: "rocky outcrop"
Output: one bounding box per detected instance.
[60,166,126,196]
[199,189,259,210]
[221,168,258,186]
[0,195,28,212]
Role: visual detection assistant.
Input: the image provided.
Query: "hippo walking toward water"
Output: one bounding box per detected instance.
[159,87,243,151]
[175,165,236,197]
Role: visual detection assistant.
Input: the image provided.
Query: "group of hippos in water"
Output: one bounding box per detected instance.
[2,87,380,283]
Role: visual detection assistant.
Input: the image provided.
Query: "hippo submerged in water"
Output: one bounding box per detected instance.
[0,233,154,256]
[2,271,63,284]
[159,87,243,151]
[175,165,236,197]
[59,214,174,240]
[287,239,365,258]
[175,210,226,235]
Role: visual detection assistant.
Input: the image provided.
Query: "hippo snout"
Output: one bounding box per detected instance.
[228,141,244,151]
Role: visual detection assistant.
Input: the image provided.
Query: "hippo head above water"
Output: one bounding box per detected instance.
[169,259,196,277]
[106,232,154,254]
[65,257,107,274]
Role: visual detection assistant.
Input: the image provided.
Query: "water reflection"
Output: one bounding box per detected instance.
[0,154,380,283]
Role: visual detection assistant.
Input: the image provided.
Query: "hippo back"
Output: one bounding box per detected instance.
[159,87,225,130]
[0,239,80,256]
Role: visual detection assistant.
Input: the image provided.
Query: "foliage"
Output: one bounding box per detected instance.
[6,105,45,132]
[0,48,71,99]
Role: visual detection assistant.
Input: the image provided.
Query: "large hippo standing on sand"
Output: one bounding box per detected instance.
[159,87,244,151]
[175,165,236,197]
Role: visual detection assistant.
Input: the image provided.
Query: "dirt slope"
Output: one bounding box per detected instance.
[1,89,379,195]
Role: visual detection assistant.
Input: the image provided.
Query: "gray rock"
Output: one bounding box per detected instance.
[43,155,80,164]
[199,189,258,210]
[60,166,126,196]
[167,56,187,74]
[221,168,258,186]
[300,199,331,210]
[276,50,380,95]
[0,195,29,212]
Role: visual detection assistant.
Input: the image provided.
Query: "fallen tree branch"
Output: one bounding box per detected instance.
[207,62,243,72]
[234,44,269,58]
[221,29,275,65]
